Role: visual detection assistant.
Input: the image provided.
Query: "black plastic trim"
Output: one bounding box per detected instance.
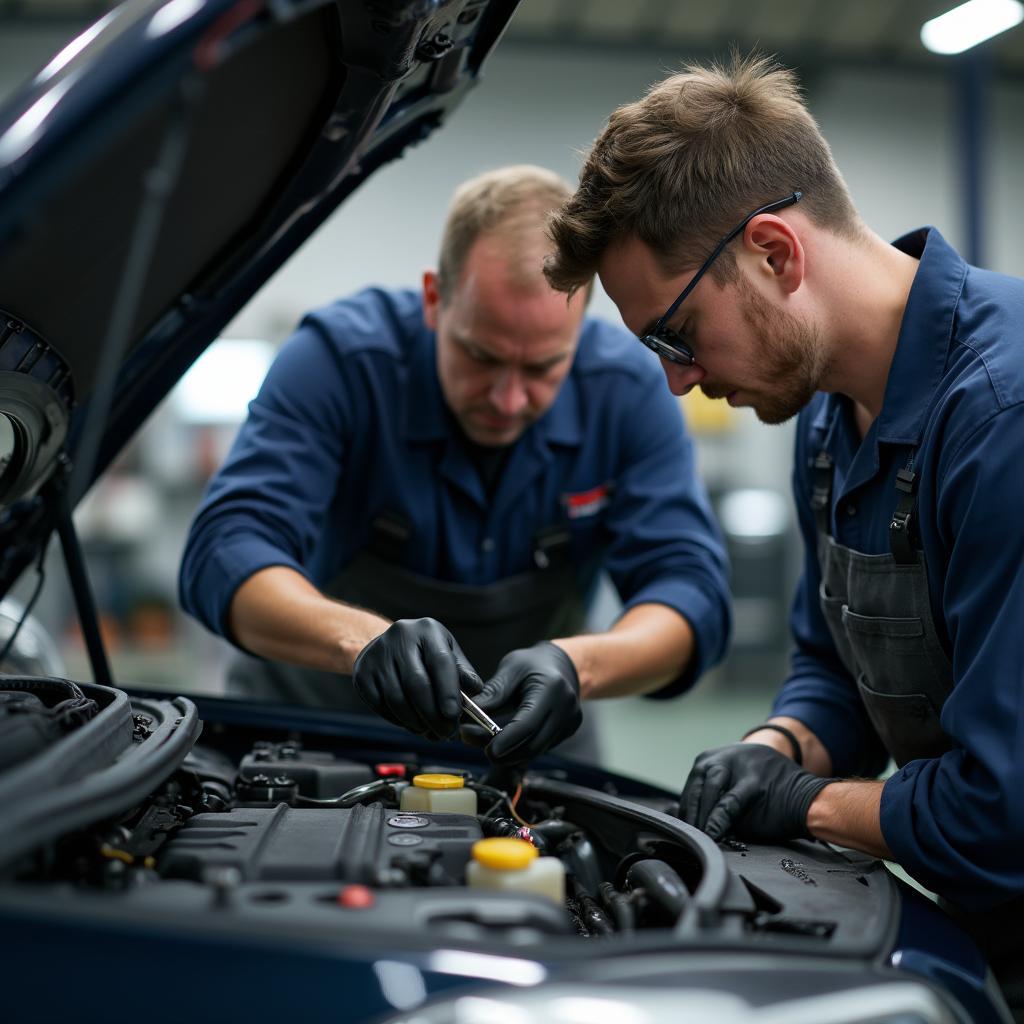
[0,686,200,870]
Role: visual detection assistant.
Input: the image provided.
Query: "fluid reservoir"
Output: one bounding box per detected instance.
[466,837,565,904]
[399,773,477,814]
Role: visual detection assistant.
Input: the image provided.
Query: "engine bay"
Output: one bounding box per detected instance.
[0,685,896,957]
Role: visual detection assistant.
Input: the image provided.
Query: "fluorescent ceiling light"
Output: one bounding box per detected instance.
[921,0,1024,54]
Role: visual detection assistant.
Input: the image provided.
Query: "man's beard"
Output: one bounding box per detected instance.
[703,278,828,425]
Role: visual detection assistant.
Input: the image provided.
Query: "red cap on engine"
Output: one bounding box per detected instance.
[375,763,407,778]
[338,884,375,909]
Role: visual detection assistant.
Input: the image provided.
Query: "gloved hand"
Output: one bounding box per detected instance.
[464,641,582,765]
[679,742,835,843]
[352,618,482,741]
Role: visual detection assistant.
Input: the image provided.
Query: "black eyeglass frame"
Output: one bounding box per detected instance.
[638,191,803,366]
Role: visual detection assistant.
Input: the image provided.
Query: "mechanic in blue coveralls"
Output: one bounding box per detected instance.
[179,165,731,765]
[543,57,1024,1014]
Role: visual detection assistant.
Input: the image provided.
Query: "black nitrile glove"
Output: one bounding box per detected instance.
[352,618,482,741]
[464,641,582,765]
[679,742,835,843]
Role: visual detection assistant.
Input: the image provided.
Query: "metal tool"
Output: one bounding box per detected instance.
[460,690,502,737]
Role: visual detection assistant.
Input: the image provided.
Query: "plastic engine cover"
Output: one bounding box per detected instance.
[158,804,483,885]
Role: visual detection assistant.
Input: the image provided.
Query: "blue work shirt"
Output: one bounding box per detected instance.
[774,228,1024,911]
[180,288,731,695]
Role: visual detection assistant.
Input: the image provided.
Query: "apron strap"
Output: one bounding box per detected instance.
[889,460,920,565]
[814,448,921,564]
[811,450,834,537]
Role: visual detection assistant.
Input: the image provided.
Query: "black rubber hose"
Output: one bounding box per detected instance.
[294,779,392,807]
[571,877,614,936]
[599,881,636,933]
[626,859,690,924]
[529,819,579,845]
[560,835,603,896]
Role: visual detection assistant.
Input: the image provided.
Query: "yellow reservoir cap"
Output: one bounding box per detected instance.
[472,837,539,871]
[411,773,465,790]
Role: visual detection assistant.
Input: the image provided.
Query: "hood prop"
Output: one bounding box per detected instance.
[61,74,204,687]
[68,76,201,504]
[57,505,112,686]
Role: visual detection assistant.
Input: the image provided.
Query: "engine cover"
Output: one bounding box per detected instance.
[159,803,482,885]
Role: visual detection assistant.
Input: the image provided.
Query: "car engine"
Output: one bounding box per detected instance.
[0,680,893,954]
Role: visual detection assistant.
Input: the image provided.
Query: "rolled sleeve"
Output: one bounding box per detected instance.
[179,322,352,643]
[881,755,1023,911]
[625,578,729,698]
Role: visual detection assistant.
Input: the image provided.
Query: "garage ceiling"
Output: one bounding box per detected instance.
[509,0,1024,74]
[2,0,1024,75]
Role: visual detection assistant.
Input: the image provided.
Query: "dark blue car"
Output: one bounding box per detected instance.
[0,2,1013,1021]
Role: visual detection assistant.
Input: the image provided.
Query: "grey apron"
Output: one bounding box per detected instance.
[227,515,602,762]
[813,451,1022,1019]
[812,452,952,767]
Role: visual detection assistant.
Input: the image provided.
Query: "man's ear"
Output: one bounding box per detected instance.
[422,269,441,330]
[744,216,805,295]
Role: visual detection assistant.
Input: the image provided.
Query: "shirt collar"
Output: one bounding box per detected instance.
[535,368,583,446]
[403,319,584,448]
[808,227,967,453]
[403,322,449,442]
[873,226,967,445]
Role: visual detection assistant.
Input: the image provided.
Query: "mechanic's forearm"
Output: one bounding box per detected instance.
[743,716,835,777]
[806,780,891,859]
[228,566,390,675]
[552,602,694,700]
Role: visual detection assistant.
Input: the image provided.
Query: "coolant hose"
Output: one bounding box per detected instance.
[625,859,690,923]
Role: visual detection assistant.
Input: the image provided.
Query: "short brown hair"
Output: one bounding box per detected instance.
[437,165,574,301]
[545,53,861,295]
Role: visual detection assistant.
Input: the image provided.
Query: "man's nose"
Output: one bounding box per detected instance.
[490,368,529,415]
[660,358,706,396]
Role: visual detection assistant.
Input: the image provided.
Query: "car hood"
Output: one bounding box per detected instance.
[0,0,517,596]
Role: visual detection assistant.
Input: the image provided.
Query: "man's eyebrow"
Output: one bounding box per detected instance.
[526,350,571,372]
[453,332,495,356]
[455,331,571,370]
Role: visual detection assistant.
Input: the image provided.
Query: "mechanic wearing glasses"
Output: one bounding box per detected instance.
[179,165,731,766]
[544,56,1024,1014]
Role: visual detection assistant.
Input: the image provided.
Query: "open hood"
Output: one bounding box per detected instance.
[0,0,517,596]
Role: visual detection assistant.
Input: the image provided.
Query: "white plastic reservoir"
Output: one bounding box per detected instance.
[466,837,565,904]
[399,773,477,814]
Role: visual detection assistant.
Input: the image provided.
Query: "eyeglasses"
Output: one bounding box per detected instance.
[638,191,803,366]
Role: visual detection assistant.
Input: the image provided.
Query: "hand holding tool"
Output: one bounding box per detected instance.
[468,641,581,765]
[460,690,502,736]
[352,618,482,741]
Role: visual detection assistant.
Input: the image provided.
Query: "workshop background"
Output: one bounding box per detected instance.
[1,0,1022,788]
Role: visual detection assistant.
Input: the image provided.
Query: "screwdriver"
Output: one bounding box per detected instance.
[460,690,502,737]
